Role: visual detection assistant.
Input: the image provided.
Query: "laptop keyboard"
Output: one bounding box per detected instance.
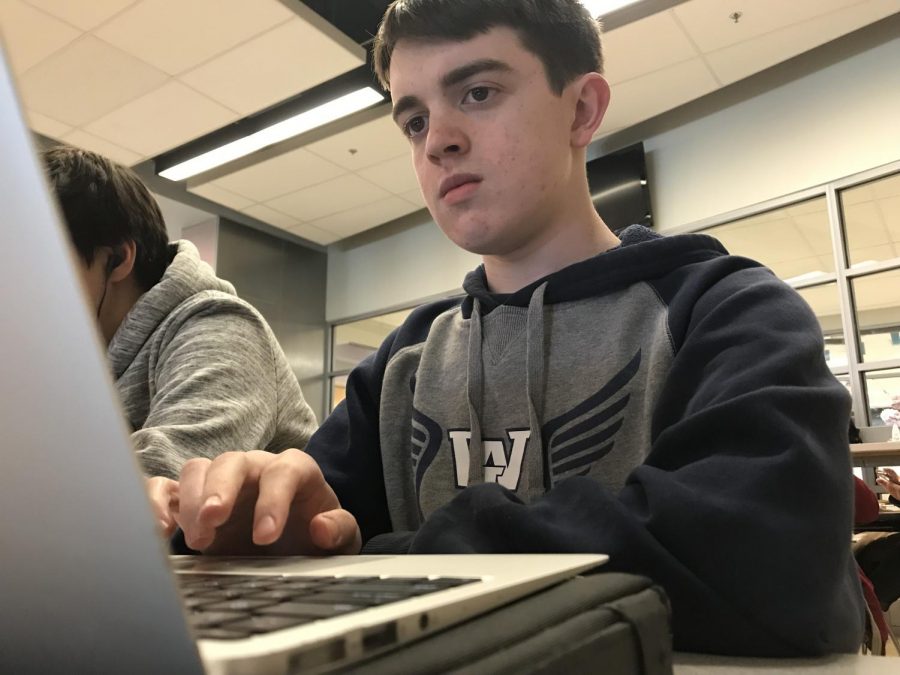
[177,574,477,640]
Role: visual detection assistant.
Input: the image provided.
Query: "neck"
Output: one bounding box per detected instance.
[99,279,145,344]
[482,203,619,294]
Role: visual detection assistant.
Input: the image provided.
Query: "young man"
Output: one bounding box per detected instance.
[170,0,864,656]
[43,146,318,532]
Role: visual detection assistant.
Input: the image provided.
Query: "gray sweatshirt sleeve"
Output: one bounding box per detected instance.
[132,304,316,479]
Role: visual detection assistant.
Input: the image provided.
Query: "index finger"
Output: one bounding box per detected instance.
[253,449,337,546]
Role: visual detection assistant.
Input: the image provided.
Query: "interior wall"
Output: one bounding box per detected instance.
[216,218,328,424]
[326,30,900,322]
[647,34,900,232]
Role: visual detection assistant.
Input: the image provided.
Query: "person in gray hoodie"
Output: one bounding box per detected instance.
[42,146,318,532]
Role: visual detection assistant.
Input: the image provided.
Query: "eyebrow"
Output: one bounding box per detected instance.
[391,58,514,124]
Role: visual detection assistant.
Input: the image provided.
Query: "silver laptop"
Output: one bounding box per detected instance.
[0,48,606,674]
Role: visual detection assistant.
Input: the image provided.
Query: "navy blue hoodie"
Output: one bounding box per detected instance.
[307,225,864,656]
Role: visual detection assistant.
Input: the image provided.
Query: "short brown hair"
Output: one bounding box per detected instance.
[43,146,170,290]
[373,0,603,94]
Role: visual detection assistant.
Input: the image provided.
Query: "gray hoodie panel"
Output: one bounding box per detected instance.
[380,281,673,530]
[110,241,317,479]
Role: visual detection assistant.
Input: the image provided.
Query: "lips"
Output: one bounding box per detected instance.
[439,173,482,200]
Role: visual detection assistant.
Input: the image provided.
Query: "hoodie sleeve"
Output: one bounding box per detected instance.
[305,299,461,541]
[365,265,864,657]
[132,299,316,479]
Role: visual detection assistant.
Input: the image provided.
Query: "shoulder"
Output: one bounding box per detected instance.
[383,296,463,360]
[157,290,277,352]
[648,255,814,348]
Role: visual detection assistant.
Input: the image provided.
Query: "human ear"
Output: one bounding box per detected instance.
[108,241,137,283]
[569,73,610,148]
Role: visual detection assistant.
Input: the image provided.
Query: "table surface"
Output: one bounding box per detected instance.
[851,442,900,454]
[673,653,898,673]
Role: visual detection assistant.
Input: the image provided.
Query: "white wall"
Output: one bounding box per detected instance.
[327,214,478,322]
[326,33,900,322]
[647,35,900,232]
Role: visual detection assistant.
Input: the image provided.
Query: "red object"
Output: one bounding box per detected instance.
[854,476,880,525]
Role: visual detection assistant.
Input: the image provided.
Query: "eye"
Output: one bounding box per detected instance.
[462,86,493,104]
[403,115,428,138]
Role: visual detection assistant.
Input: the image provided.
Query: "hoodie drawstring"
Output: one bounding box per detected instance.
[465,282,549,490]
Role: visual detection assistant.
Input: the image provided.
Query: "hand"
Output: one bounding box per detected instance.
[173,449,362,556]
[146,476,179,537]
[876,467,900,501]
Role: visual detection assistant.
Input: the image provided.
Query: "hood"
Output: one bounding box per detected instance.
[461,225,728,316]
[458,224,730,490]
[108,240,235,377]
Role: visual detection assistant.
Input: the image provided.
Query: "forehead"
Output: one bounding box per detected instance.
[388,27,540,97]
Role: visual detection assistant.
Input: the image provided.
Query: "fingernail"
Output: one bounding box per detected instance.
[256,515,276,541]
[203,495,222,510]
[159,519,170,532]
[319,513,340,548]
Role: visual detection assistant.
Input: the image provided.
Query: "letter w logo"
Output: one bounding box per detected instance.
[448,428,531,490]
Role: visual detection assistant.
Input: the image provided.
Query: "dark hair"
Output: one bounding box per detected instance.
[42,146,169,290]
[373,0,603,93]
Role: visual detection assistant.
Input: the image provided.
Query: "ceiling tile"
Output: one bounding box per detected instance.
[358,155,420,194]
[872,173,900,200]
[188,182,255,211]
[213,147,347,202]
[27,111,71,139]
[842,183,876,206]
[306,114,408,171]
[0,0,79,75]
[674,0,867,53]
[24,0,138,31]
[792,213,835,257]
[285,223,341,246]
[84,81,237,156]
[705,0,900,85]
[601,58,718,133]
[881,195,900,239]
[400,188,427,209]
[603,10,699,85]
[18,35,168,127]
[241,204,302,230]
[309,196,419,239]
[179,17,364,115]
[266,174,391,222]
[95,0,294,75]
[61,129,143,166]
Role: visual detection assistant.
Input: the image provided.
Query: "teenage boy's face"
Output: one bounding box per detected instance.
[389,28,580,256]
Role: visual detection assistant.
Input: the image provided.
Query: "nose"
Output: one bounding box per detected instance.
[425,110,469,163]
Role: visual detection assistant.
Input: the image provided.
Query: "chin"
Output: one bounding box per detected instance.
[439,219,503,255]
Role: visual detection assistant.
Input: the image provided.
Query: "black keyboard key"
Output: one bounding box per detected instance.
[190,588,247,601]
[195,628,252,641]
[258,602,362,619]
[183,596,216,610]
[246,588,312,601]
[303,590,408,606]
[201,598,278,613]
[188,611,245,628]
[325,583,424,595]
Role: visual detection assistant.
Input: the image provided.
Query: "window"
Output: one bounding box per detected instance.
[702,196,833,283]
[329,308,415,410]
[842,172,900,268]
[850,268,900,363]
[795,283,846,368]
[692,160,900,427]
[862,368,900,427]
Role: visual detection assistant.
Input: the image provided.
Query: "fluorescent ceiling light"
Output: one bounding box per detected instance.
[159,86,384,181]
[579,0,642,17]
